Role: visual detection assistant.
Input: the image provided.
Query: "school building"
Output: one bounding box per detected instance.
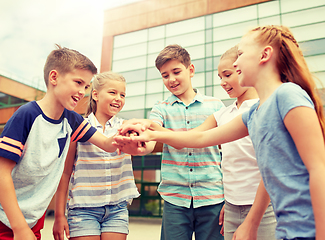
[1,0,324,218]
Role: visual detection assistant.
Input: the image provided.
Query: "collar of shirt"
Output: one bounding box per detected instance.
[87,112,115,129]
[229,98,259,113]
[167,88,204,106]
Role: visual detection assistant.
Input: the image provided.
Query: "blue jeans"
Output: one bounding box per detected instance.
[161,200,224,240]
[67,202,129,238]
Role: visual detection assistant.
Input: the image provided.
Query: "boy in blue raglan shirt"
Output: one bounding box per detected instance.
[0,45,123,240]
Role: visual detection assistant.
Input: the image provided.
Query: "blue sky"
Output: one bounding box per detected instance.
[0,0,141,91]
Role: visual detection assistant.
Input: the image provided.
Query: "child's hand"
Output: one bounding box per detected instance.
[113,130,146,155]
[53,215,70,240]
[118,119,153,135]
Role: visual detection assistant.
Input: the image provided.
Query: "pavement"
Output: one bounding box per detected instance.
[41,216,162,240]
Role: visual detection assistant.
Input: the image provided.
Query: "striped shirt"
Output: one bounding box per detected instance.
[149,90,224,208]
[67,113,140,209]
[0,101,96,228]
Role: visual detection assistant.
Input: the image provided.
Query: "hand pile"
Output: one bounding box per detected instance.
[113,119,152,155]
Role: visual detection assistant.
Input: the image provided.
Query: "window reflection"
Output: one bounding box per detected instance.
[126,82,146,97]
[121,69,146,83]
[146,93,163,108]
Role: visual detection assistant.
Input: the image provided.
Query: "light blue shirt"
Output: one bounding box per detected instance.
[242,83,315,239]
[150,89,224,208]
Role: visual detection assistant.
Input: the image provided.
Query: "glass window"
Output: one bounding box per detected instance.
[213,85,230,100]
[149,25,165,41]
[166,31,205,48]
[205,71,213,86]
[205,86,213,96]
[206,29,213,43]
[213,20,258,42]
[213,38,241,57]
[258,0,280,18]
[213,70,221,85]
[282,7,325,28]
[305,54,325,72]
[258,15,281,26]
[213,5,257,27]
[147,53,157,68]
[213,56,221,72]
[126,82,146,97]
[205,57,213,71]
[192,59,205,73]
[186,45,205,60]
[114,29,148,48]
[146,79,163,94]
[121,69,146,83]
[123,96,145,111]
[206,15,213,29]
[206,43,213,57]
[192,72,205,88]
[118,109,145,119]
[113,42,147,61]
[300,38,325,56]
[147,67,161,80]
[291,22,325,42]
[112,56,147,72]
[280,0,325,13]
[146,93,163,108]
[166,17,205,37]
[148,39,165,54]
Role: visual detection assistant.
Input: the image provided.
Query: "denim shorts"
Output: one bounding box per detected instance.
[68,202,129,238]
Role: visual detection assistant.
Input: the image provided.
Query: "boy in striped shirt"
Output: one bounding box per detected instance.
[118,44,225,240]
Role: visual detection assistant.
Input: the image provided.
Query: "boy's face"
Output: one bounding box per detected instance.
[159,59,194,98]
[51,68,93,111]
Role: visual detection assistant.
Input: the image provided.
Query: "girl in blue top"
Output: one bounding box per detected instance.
[122,25,325,240]
[53,72,139,240]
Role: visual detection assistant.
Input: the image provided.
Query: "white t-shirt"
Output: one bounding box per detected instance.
[214,99,260,205]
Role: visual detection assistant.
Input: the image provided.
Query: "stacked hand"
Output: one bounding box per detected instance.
[113,119,153,155]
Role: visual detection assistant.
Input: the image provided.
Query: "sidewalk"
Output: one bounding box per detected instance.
[41,216,162,240]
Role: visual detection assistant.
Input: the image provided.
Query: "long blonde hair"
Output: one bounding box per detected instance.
[86,72,126,117]
[250,25,325,137]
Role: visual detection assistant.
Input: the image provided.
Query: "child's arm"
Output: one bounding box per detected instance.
[0,157,36,240]
[130,114,248,149]
[232,179,271,240]
[87,131,118,153]
[116,115,218,150]
[52,142,77,240]
[284,106,325,239]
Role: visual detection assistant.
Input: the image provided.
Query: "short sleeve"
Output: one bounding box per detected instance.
[149,101,164,127]
[241,110,249,128]
[276,83,314,120]
[67,111,97,142]
[0,103,37,162]
[213,106,227,125]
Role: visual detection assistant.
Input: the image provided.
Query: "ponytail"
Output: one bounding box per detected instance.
[250,25,325,138]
